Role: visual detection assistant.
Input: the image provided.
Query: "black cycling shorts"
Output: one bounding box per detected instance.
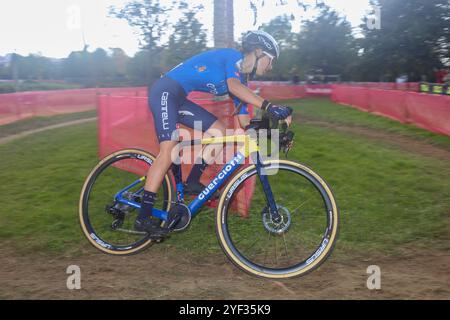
[148,76,218,142]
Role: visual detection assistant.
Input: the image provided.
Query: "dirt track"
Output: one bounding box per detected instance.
[0,117,97,145]
[1,244,449,300]
[301,116,450,161]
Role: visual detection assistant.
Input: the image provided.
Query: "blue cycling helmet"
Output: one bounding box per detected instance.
[242,30,280,60]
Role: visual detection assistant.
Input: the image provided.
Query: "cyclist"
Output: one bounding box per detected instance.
[136,30,293,236]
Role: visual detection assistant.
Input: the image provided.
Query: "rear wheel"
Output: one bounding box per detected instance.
[216,160,339,278]
[79,149,174,255]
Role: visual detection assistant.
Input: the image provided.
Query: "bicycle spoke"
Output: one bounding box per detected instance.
[291,199,312,214]
[219,162,338,276]
[81,151,170,250]
[263,230,271,268]
[282,233,290,261]
[274,234,278,266]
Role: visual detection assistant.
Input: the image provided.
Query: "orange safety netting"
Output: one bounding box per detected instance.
[332,85,450,135]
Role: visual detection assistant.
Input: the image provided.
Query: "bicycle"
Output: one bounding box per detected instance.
[79,112,339,279]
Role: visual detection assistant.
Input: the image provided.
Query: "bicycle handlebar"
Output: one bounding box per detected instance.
[245,108,295,157]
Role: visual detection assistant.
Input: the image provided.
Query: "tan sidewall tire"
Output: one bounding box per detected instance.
[215,160,339,278]
[79,149,174,255]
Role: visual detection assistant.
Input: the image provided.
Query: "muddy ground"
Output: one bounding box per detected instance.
[1,244,449,300]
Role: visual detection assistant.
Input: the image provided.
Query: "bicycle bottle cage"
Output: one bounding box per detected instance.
[245,112,295,158]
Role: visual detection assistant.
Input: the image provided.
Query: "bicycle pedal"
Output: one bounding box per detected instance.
[153,237,165,243]
[145,226,171,240]
[149,233,168,241]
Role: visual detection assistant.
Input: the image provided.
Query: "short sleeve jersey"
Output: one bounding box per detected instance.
[165,48,249,114]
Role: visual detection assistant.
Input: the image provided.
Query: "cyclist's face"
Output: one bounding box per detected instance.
[241,49,274,75]
[255,54,274,76]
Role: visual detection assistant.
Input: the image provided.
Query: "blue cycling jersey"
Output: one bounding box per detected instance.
[166,48,248,114]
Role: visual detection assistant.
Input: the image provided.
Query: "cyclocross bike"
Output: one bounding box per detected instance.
[79,113,339,279]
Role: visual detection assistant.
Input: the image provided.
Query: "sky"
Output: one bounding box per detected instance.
[0,0,372,59]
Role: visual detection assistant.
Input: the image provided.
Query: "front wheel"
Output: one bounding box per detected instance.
[216,160,339,279]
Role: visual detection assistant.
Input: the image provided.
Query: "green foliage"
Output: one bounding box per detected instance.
[1,1,448,85]
[260,15,295,50]
[259,15,299,80]
[165,3,208,69]
[110,0,171,50]
[296,6,358,80]
[357,0,450,81]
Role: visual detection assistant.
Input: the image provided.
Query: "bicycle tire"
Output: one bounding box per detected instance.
[216,160,339,279]
[79,149,175,255]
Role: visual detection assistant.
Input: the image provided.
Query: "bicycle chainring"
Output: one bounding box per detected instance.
[167,204,192,232]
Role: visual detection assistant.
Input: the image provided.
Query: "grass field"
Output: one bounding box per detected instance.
[0,99,449,258]
[0,110,97,139]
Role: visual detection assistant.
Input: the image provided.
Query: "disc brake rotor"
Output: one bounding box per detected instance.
[262,205,292,234]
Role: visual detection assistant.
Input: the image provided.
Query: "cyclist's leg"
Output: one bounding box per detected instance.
[135,77,184,234]
[235,104,251,129]
[179,99,227,158]
[178,100,226,189]
[144,140,178,193]
[145,77,184,193]
[178,99,223,136]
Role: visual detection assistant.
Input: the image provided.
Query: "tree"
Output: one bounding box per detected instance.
[110,0,170,50]
[260,15,298,80]
[358,0,450,81]
[296,5,358,80]
[214,0,234,48]
[110,0,171,85]
[110,48,130,81]
[62,50,90,82]
[260,15,296,49]
[249,0,325,26]
[91,48,114,85]
[126,50,152,85]
[215,0,318,48]
[165,2,208,68]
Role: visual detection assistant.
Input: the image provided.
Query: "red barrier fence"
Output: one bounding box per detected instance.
[0,83,317,126]
[343,82,420,92]
[248,82,333,98]
[0,89,96,125]
[331,85,450,136]
[0,87,148,126]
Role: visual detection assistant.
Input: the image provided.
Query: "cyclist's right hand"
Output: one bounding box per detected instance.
[267,104,293,121]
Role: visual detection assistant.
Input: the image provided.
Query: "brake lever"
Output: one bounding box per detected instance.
[283,140,294,158]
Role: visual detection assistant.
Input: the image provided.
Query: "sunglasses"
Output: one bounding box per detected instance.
[262,51,275,66]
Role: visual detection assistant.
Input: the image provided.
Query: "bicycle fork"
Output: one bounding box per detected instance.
[253,152,282,223]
